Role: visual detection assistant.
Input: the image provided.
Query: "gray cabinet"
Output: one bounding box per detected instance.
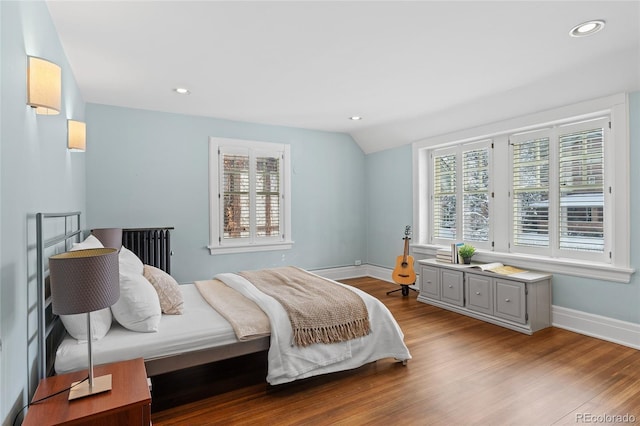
[418,265,464,307]
[419,265,440,299]
[466,274,493,315]
[494,279,526,324]
[417,259,552,334]
[441,269,464,306]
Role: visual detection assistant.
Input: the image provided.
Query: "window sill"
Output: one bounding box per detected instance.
[412,244,635,283]
[208,241,294,255]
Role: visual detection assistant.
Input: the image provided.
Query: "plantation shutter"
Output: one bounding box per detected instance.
[433,151,457,240]
[462,144,490,242]
[219,146,284,244]
[221,151,250,240]
[255,154,281,238]
[557,118,606,253]
[511,131,550,248]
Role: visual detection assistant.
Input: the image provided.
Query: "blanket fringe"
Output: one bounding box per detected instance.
[293,318,371,347]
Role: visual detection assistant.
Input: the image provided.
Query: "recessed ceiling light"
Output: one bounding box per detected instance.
[570,20,605,37]
[349,116,363,121]
[174,87,190,95]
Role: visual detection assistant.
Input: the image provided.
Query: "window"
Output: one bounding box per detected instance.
[557,120,605,254]
[431,141,492,249]
[433,149,457,240]
[209,137,292,254]
[511,130,550,250]
[509,117,608,262]
[414,94,631,282]
[462,144,491,243]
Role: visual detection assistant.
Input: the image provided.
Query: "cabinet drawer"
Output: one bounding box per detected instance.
[466,274,493,315]
[420,265,440,300]
[440,269,464,306]
[494,279,527,324]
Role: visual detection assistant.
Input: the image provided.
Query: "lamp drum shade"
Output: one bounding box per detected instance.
[91,228,123,250]
[49,248,120,315]
[27,56,61,115]
[68,120,86,151]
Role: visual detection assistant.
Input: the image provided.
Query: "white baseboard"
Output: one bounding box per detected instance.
[552,306,640,350]
[313,264,418,289]
[313,264,639,351]
[310,265,370,280]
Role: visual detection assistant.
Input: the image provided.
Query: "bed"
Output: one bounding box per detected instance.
[38,212,411,387]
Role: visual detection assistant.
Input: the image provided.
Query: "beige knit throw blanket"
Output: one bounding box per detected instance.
[239,267,371,347]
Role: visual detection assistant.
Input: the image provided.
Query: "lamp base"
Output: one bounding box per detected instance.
[69,374,112,400]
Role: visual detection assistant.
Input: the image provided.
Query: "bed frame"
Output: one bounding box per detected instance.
[36,211,269,381]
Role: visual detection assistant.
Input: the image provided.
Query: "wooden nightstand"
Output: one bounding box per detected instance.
[23,358,151,426]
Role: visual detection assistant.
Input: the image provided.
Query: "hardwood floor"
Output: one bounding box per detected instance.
[150,277,640,425]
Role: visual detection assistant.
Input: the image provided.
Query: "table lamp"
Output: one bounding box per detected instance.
[91,228,123,251]
[49,248,120,400]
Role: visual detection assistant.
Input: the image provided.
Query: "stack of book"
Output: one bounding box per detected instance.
[436,248,452,263]
[450,242,464,264]
[435,243,466,263]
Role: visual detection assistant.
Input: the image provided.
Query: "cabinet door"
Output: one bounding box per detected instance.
[440,269,464,306]
[494,279,527,324]
[466,273,493,315]
[420,265,440,300]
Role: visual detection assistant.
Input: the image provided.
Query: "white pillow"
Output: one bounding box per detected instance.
[71,234,103,250]
[60,234,113,341]
[118,246,144,274]
[60,310,113,342]
[111,269,161,332]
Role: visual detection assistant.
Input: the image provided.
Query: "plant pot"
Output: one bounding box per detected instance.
[463,257,471,264]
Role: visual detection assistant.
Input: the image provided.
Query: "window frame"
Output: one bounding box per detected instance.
[508,117,610,263]
[556,119,608,258]
[413,93,633,283]
[431,146,458,243]
[208,137,293,254]
[430,140,493,250]
[509,128,551,256]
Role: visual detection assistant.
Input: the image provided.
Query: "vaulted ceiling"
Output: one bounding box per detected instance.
[47,1,640,153]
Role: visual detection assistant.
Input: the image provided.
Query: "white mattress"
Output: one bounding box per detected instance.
[55,284,240,374]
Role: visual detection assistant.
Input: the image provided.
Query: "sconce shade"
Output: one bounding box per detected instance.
[49,248,120,315]
[91,228,123,250]
[68,120,87,151]
[27,56,61,115]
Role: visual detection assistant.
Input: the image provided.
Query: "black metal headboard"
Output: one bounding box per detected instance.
[35,212,83,380]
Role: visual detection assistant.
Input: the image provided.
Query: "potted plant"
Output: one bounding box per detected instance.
[458,244,476,264]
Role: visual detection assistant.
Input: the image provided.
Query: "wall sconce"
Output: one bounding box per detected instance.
[27,56,61,115]
[68,120,86,151]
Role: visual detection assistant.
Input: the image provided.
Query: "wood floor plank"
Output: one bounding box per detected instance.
[150,277,640,425]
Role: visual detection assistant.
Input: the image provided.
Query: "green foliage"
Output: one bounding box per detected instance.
[458,244,476,259]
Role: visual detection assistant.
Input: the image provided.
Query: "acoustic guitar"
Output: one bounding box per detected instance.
[391,226,416,285]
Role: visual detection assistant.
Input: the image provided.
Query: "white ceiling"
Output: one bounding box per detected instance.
[46,1,640,154]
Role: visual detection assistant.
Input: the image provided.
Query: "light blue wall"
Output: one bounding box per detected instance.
[85,104,367,283]
[365,144,413,270]
[0,1,86,423]
[365,92,640,325]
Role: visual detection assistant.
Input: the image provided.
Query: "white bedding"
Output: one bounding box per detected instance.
[56,272,412,385]
[216,271,411,385]
[55,284,239,374]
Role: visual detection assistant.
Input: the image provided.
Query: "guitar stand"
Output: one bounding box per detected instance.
[387,283,417,297]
